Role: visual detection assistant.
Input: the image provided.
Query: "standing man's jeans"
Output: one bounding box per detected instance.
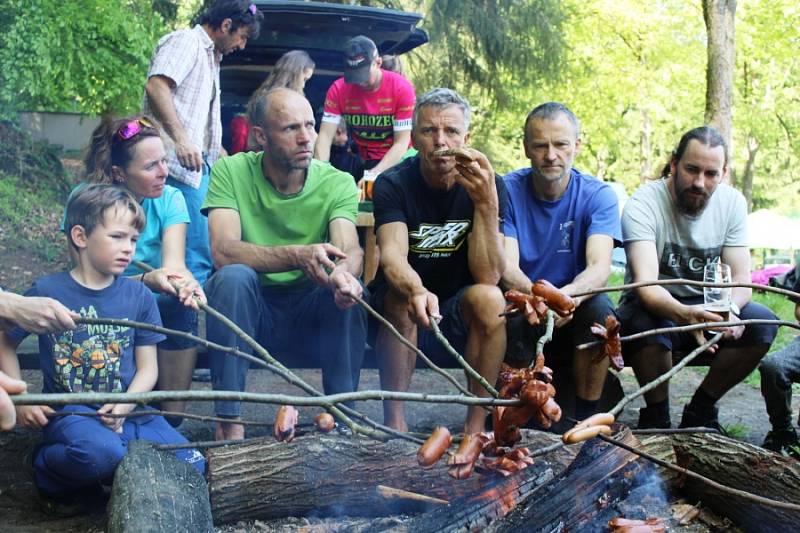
[760,338,800,430]
[167,162,212,285]
[205,264,368,417]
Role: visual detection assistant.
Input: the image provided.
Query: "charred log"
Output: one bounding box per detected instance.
[206,430,569,525]
[107,441,212,533]
[672,432,800,532]
[487,425,657,532]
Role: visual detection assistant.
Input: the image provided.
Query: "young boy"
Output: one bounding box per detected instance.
[0,184,204,509]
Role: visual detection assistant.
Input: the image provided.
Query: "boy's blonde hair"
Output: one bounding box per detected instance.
[64,184,145,250]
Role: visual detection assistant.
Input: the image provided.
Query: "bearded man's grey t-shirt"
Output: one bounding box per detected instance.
[621,178,747,300]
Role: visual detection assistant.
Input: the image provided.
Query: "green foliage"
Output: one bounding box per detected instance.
[0,0,167,117]
[0,122,75,266]
[723,423,750,439]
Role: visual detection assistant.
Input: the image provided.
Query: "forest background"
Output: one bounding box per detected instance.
[1,0,798,211]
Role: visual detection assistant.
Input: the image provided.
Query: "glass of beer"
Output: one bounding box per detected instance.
[703,262,732,321]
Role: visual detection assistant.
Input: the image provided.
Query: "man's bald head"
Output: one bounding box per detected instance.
[248,87,311,130]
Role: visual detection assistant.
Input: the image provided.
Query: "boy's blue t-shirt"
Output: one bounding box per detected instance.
[7,272,165,394]
[502,167,622,287]
[62,184,190,277]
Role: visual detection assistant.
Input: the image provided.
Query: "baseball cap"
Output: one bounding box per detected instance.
[343,35,378,84]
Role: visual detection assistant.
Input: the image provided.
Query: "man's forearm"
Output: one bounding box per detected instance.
[314,127,334,162]
[213,240,303,273]
[561,263,611,306]
[370,140,410,176]
[467,205,505,285]
[145,78,190,146]
[501,265,532,293]
[636,285,689,323]
[382,258,427,299]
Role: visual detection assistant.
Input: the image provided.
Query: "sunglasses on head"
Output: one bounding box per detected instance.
[115,117,155,143]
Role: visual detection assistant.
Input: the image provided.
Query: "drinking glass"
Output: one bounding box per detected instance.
[703,262,732,320]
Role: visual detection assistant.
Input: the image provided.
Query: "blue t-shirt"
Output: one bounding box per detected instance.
[62,184,190,277]
[7,272,165,394]
[502,167,621,287]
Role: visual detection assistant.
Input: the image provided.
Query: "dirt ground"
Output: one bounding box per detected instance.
[1,363,796,531]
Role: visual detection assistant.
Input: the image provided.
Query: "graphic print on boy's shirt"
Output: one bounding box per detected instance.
[50,304,133,393]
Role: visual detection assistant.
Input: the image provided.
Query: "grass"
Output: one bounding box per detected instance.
[723,423,751,439]
[606,270,798,389]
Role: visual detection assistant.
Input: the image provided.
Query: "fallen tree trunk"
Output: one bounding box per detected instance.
[672,432,800,531]
[487,425,656,532]
[108,441,212,533]
[206,430,570,524]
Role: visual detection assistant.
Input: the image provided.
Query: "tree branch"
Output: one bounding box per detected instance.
[429,317,498,397]
[608,333,722,417]
[571,278,800,301]
[575,319,798,351]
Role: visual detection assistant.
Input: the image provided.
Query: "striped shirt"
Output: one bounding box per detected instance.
[143,25,222,189]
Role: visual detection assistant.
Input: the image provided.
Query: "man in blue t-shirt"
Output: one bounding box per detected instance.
[501,102,621,424]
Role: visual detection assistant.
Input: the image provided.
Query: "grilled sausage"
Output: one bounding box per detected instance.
[417,426,452,467]
[532,279,576,317]
[562,424,613,444]
[273,405,299,442]
[314,412,335,433]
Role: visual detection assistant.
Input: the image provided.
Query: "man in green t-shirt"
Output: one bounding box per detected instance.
[201,88,366,441]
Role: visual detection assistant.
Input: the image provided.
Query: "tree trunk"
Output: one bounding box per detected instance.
[671,432,800,532]
[206,431,571,525]
[639,109,652,184]
[740,133,759,212]
[703,0,737,169]
[108,441,213,533]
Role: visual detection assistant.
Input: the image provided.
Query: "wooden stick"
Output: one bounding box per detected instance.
[376,485,449,506]
[46,408,273,427]
[429,318,499,397]
[596,432,800,512]
[576,319,798,351]
[351,293,476,397]
[572,278,800,301]
[533,310,556,366]
[11,389,524,408]
[608,333,722,417]
[132,261,366,436]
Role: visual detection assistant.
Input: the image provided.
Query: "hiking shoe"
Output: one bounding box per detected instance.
[762,427,800,457]
[637,405,671,429]
[679,403,727,436]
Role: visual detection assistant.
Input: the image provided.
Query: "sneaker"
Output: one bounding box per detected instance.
[762,427,800,457]
[679,403,727,436]
[637,405,671,429]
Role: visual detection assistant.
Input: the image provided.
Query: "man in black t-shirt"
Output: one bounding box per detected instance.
[370,88,509,434]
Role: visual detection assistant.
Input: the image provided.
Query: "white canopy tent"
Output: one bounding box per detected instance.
[747,209,800,250]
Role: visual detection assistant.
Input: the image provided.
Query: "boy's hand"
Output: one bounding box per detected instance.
[16,405,54,429]
[98,403,135,433]
[0,372,26,430]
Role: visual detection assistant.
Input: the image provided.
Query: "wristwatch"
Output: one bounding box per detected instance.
[730,302,741,316]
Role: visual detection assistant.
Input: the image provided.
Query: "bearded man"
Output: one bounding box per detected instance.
[618,126,777,430]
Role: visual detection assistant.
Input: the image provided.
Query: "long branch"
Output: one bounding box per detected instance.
[46,408,273,427]
[429,318,498,397]
[133,261,371,438]
[11,390,522,407]
[350,293,475,397]
[576,319,799,351]
[533,310,555,366]
[76,315,437,444]
[572,278,800,301]
[608,333,722,417]
[597,432,800,512]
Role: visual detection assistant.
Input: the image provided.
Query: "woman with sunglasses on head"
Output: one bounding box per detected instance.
[76,116,207,425]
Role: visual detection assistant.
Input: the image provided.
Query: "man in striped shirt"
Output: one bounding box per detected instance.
[143,0,263,285]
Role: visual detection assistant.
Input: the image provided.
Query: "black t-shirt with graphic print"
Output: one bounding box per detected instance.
[371,155,508,301]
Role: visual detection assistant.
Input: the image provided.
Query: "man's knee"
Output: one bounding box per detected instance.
[205,264,260,300]
[461,284,505,327]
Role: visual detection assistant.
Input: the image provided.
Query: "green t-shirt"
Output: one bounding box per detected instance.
[202,153,359,288]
